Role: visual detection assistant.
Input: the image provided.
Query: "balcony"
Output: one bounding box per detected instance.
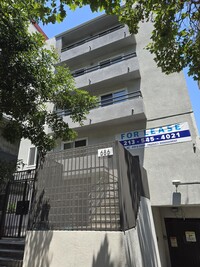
[73,52,140,89]
[62,24,125,52]
[60,25,134,65]
[53,90,145,130]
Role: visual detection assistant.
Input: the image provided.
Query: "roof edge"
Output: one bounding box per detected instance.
[32,21,48,40]
[55,14,117,38]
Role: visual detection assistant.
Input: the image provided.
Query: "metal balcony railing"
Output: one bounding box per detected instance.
[55,90,142,117]
[71,52,137,78]
[61,24,124,52]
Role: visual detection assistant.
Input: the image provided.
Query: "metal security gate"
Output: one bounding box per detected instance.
[0,170,35,238]
[28,141,148,232]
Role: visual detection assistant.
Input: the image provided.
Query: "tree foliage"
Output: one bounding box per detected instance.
[0,1,96,155]
[27,0,200,81]
[0,160,16,192]
[1,0,199,156]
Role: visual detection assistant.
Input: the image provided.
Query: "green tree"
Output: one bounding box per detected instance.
[31,0,200,81]
[0,160,16,193]
[0,1,96,156]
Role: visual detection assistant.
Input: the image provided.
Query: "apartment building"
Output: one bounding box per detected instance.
[12,14,200,267]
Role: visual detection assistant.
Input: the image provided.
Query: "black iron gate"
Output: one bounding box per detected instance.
[0,169,36,238]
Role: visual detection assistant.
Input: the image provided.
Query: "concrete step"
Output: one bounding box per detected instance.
[91,217,120,222]
[0,239,24,267]
[0,250,23,260]
[91,214,120,222]
[0,240,24,251]
[91,206,120,214]
[91,222,121,230]
[0,257,22,267]
[91,199,119,206]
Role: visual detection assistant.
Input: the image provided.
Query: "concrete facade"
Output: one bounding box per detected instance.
[19,14,200,267]
[23,198,161,267]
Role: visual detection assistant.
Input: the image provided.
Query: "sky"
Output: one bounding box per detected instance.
[40,6,200,135]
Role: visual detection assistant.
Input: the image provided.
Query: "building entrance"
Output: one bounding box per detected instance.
[165,218,200,267]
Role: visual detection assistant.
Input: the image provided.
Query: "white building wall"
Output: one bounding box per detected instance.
[23,198,160,267]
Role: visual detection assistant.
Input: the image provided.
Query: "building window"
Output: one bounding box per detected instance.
[63,139,87,150]
[28,147,37,166]
[100,89,127,107]
[63,143,73,150]
[101,93,113,107]
[74,139,87,148]
[54,105,71,117]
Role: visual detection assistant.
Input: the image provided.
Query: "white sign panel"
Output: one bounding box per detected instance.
[116,122,191,150]
[170,237,178,247]
[98,147,113,157]
[185,231,196,242]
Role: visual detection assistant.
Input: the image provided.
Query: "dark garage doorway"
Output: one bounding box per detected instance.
[165,218,200,267]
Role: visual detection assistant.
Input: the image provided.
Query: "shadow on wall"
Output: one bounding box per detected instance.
[92,235,122,267]
[23,230,53,267]
[137,200,160,267]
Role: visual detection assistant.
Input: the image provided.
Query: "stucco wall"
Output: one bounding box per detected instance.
[23,198,160,267]
[23,231,126,267]
[135,22,191,120]
[124,198,161,267]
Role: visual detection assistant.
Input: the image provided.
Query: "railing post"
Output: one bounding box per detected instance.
[17,181,28,238]
[115,141,125,232]
[0,182,10,238]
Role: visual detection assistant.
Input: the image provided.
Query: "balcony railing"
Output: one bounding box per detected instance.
[55,90,142,117]
[61,24,124,52]
[71,52,136,78]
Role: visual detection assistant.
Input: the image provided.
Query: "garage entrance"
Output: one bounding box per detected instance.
[165,218,200,267]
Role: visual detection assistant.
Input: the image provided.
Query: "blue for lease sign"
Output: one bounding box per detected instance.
[116,122,191,149]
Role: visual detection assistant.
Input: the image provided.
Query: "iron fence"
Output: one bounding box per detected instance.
[0,169,36,238]
[29,143,121,231]
[29,142,148,232]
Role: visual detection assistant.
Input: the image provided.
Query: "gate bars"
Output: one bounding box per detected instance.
[29,141,149,232]
[0,169,36,238]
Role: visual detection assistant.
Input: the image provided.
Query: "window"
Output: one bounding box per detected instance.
[63,143,73,150]
[74,139,87,148]
[28,147,37,166]
[54,105,71,117]
[99,55,123,69]
[113,90,127,103]
[100,90,127,107]
[63,139,87,150]
[101,93,113,106]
